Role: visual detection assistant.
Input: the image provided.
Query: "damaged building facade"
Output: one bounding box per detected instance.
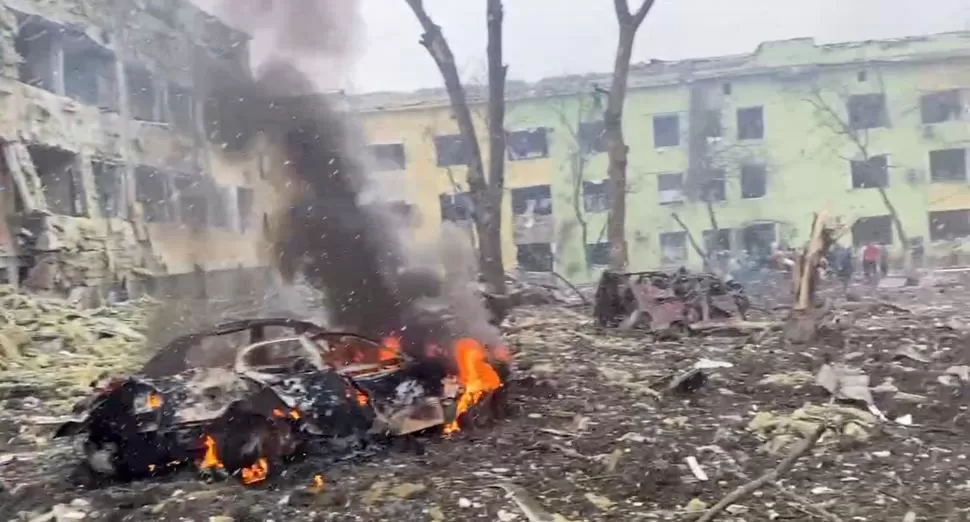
[0,0,276,297]
[350,31,970,283]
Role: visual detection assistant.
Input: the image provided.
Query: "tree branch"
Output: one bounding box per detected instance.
[631,0,657,26]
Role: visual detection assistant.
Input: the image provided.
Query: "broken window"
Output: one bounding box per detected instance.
[743,223,776,260]
[439,192,474,222]
[702,173,726,202]
[653,114,680,148]
[700,110,722,138]
[29,145,85,217]
[434,134,467,167]
[929,209,970,241]
[63,32,117,109]
[703,228,732,252]
[92,161,124,218]
[507,128,549,160]
[237,187,254,233]
[175,175,208,229]
[929,148,967,182]
[367,143,406,171]
[126,65,160,122]
[737,106,764,140]
[582,180,609,213]
[516,243,553,272]
[850,154,889,189]
[920,90,962,124]
[659,232,687,265]
[740,164,767,198]
[585,242,610,267]
[168,84,194,134]
[578,120,606,155]
[657,173,685,204]
[15,18,58,92]
[209,186,231,229]
[136,166,172,222]
[847,93,888,130]
[851,215,893,247]
[511,185,552,216]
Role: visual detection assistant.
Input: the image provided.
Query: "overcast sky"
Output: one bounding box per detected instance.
[194,0,970,94]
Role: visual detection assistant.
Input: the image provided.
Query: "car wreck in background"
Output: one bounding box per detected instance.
[54,319,508,485]
[594,268,751,331]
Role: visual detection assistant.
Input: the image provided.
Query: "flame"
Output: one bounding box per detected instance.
[309,474,325,491]
[272,408,301,420]
[379,336,402,362]
[355,390,369,406]
[241,458,269,485]
[443,338,503,434]
[199,435,223,470]
[146,392,164,409]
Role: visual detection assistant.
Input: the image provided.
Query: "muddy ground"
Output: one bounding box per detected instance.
[2,273,970,521]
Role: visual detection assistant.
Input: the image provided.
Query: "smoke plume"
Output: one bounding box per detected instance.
[205,0,502,359]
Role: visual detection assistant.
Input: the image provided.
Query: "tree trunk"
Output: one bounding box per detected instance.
[877,186,912,272]
[604,27,636,271]
[404,0,507,294]
[482,0,508,295]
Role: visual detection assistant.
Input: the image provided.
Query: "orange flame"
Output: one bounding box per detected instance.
[443,338,503,434]
[199,435,223,470]
[146,392,164,409]
[241,458,269,485]
[272,408,301,420]
[355,390,369,406]
[310,474,325,490]
[379,336,402,362]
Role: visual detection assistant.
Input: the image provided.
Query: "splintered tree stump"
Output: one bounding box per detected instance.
[784,310,819,344]
[785,210,841,344]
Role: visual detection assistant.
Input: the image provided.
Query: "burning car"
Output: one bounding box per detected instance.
[54,319,508,485]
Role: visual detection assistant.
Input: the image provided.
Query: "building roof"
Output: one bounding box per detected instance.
[342,31,970,114]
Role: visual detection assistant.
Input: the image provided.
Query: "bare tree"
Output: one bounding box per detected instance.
[405,0,508,295]
[803,83,910,270]
[551,90,605,276]
[604,0,658,270]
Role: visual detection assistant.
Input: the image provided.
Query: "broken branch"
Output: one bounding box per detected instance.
[693,423,827,522]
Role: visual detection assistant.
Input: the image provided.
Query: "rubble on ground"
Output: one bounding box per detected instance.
[1,275,970,520]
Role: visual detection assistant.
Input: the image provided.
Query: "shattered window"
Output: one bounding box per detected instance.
[209,185,231,229]
[126,65,160,122]
[657,173,685,204]
[920,90,963,124]
[511,185,552,216]
[659,232,687,265]
[237,187,254,233]
[15,18,57,92]
[63,29,117,110]
[168,83,195,134]
[703,228,732,252]
[439,192,474,222]
[740,164,767,198]
[930,209,970,241]
[433,134,467,167]
[743,223,776,259]
[92,161,124,218]
[653,114,680,148]
[507,128,549,161]
[850,155,889,189]
[29,145,86,217]
[737,106,764,140]
[367,143,406,171]
[582,180,609,213]
[700,110,722,138]
[852,215,893,246]
[702,174,726,202]
[929,148,967,182]
[136,166,173,223]
[847,93,888,130]
[578,120,606,155]
[585,242,611,267]
[516,243,553,272]
[175,175,208,229]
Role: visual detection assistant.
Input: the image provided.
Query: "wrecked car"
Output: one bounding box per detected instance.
[594,268,750,330]
[55,321,507,484]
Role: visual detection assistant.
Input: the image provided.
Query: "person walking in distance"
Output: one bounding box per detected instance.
[878,242,890,278]
[862,242,880,284]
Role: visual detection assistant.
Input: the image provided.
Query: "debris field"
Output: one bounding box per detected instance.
[2,274,970,521]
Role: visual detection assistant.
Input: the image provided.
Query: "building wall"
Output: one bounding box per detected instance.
[0,0,276,292]
[354,32,970,283]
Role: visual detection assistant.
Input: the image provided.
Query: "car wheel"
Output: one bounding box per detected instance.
[218,411,291,484]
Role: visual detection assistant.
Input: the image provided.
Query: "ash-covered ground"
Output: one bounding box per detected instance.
[3,273,970,521]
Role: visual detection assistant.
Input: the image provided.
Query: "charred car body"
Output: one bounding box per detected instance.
[55,319,507,484]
